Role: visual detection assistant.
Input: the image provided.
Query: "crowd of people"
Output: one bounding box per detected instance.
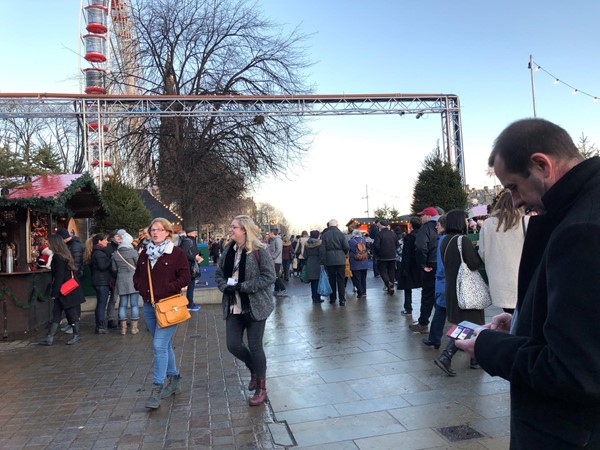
[33,118,600,446]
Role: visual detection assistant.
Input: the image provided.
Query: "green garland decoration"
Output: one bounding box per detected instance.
[0,279,51,310]
[0,283,24,309]
[30,281,51,305]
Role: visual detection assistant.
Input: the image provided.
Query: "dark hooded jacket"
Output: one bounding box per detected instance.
[303,238,322,280]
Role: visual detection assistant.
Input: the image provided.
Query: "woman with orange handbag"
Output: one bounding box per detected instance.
[133,217,190,409]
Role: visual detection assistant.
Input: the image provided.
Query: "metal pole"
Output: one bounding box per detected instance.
[529,54,537,118]
[363,185,370,217]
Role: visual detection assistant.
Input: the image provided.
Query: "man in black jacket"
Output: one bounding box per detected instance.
[368,220,380,277]
[374,220,397,295]
[180,227,203,311]
[409,207,440,333]
[457,118,600,449]
[57,228,84,281]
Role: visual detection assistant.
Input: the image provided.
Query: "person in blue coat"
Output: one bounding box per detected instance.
[348,230,369,298]
[423,216,447,350]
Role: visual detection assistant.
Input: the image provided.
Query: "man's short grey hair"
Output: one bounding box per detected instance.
[328,219,338,227]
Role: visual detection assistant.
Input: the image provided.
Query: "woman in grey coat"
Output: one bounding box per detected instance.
[215,215,276,406]
[111,232,140,335]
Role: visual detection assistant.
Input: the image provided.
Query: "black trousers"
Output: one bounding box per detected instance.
[326,265,346,301]
[352,269,367,296]
[418,269,436,325]
[226,313,267,378]
[378,260,396,288]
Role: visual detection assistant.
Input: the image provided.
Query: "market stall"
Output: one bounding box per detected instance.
[0,174,106,339]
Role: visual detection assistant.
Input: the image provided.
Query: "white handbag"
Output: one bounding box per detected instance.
[456,236,492,310]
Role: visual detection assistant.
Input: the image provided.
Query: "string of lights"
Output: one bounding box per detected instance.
[530,59,599,102]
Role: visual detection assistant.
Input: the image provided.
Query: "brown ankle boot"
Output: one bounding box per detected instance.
[249,378,267,406]
[119,320,127,335]
[247,374,257,391]
[130,320,139,335]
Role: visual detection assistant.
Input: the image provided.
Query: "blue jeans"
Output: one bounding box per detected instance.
[118,293,140,320]
[94,285,110,328]
[428,304,447,345]
[186,277,196,307]
[143,303,179,385]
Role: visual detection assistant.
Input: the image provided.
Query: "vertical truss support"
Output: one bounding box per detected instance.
[440,95,465,183]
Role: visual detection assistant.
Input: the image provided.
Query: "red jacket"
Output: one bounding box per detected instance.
[133,244,191,303]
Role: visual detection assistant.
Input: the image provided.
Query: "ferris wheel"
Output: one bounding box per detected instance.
[78,0,137,188]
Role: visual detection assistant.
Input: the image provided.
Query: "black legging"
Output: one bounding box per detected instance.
[50,300,79,325]
[226,313,267,378]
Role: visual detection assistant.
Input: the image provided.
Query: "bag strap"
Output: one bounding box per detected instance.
[456,235,465,263]
[117,249,136,270]
[147,263,156,307]
[521,216,527,238]
[443,235,459,263]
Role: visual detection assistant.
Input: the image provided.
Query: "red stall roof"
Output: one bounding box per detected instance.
[2,174,106,218]
[6,174,83,199]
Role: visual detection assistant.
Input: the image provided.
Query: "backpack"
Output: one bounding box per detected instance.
[354,239,368,260]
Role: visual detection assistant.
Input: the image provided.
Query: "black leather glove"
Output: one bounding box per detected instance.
[223,284,237,294]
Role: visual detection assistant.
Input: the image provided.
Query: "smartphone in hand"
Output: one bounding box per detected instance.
[447,321,481,340]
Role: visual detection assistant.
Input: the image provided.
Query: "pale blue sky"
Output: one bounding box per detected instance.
[1,1,599,231]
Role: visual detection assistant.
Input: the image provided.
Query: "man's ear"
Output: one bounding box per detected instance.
[529,152,553,178]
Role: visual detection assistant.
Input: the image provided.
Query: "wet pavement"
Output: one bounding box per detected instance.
[0,271,510,449]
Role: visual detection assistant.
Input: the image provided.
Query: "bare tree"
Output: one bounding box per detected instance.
[118,0,312,226]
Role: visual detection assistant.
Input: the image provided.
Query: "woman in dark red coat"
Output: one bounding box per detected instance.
[133,217,190,409]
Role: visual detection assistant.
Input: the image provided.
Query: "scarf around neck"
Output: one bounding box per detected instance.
[146,239,170,265]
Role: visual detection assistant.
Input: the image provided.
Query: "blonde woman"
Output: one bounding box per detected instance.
[133,218,190,409]
[215,215,276,406]
[478,189,529,314]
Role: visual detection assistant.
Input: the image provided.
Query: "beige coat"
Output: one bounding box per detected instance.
[478,215,529,309]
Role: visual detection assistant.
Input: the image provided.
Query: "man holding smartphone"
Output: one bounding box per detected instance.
[456,119,600,449]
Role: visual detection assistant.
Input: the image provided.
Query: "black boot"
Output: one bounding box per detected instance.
[434,340,459,376]
[38,322,60,346]
[67,322,81,345]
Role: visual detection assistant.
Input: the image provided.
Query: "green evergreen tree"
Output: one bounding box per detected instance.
[373,204,401,221]
[577,133,599,159]
[31,144,62,174]
[0,145,26,188]
[93,178,152,234]
[411,144,467,214]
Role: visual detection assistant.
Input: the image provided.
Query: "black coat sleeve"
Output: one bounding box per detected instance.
[51,257,68,299]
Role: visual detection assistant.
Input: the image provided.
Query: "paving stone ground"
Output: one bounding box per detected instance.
[0,271,510,449]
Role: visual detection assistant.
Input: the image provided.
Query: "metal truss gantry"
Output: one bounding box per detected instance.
[0,93,465,180]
